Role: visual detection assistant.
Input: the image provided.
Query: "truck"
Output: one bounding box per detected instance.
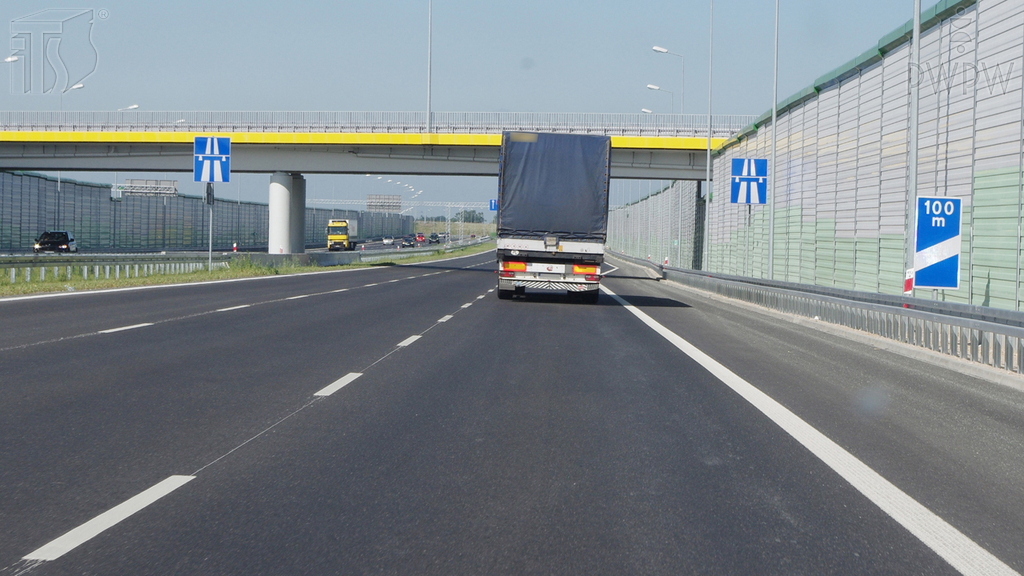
[326,218,358,251]
[496,131,610,303]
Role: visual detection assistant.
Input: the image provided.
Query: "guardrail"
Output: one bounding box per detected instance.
[1,253,231,284]
[359,237,493,262]
[611,251,1024,375]
[0,111,756,138]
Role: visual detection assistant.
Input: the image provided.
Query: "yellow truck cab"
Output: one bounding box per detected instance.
[327,219,357,251]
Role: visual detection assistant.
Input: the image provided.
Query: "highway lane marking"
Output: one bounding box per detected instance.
[364,283,378,287]
[314,373,362,397]
[286,294,310,300]
[600,285,1019,576]
[396,335,421,347]
[97,323,153,334]
[331,288,349,293]
[23,475,195,562]
[438,315,453,323]
[215,304,250,312]
[601,264,619,276]
[476,295,486,300]
[487,288,494,293]
[461,303,473,308]
[389,279,400,283]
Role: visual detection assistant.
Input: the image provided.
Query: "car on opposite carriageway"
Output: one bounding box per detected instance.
[34,231,78,253]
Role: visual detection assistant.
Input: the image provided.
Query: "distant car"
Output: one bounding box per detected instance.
[428,233,440,244]
[34,230,77,253]
[401,236,416,248]
[416,233,425,243]
[382,236,394,245]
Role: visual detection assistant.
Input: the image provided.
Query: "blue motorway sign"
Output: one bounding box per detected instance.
[730,158,767,204]
[194,137,231,183]
[914,196,962,289]
[489,199,498,211]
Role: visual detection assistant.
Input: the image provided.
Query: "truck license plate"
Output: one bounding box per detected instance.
[526,263,565,273]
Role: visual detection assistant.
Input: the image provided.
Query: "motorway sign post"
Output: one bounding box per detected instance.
[194,137,231,271]
[911,196,962,292]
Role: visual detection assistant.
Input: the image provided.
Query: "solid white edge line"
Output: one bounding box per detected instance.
[438,315,453,323]
[396,335,421,347]
[314,372,362,397]
[215,304,250,312]
[97,323,153,334]
[23,475,195,562]
[600,284,1019,576]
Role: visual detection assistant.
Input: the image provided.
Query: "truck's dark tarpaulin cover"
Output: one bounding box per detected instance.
[498,131,611,240]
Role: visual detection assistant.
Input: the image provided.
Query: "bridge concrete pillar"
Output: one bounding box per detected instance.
[269,172,293,254]
[290,174,306,254]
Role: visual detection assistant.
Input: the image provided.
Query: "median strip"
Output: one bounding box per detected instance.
[23,475,195,562]
[314,373,363,397]
[97,323,153,334]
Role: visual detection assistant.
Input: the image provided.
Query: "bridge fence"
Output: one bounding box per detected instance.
[0,111,754,138]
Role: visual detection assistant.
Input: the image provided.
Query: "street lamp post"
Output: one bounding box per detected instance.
[652,46,684,114]
[646,84,674,114]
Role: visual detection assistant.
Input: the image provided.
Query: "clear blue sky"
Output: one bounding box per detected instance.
[4,0,936,213]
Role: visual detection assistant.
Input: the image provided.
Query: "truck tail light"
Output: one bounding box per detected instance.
[499,271,516,277]
[585,274,601,282]
[502,261,526,272]
[573,264,598,275]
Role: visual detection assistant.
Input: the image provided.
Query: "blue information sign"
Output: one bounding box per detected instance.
[730,158,768,204]
[913,196,962,290]
[489,199,498,211]
[194,137,231,183]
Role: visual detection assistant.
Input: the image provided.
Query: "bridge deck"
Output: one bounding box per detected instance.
[0,131,724,151]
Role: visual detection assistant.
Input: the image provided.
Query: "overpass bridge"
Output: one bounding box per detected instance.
[0,111,753,253]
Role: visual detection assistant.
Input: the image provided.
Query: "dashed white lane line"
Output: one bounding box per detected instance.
[600,285,1019,576]
[364,283,378,287]
[396,335,421,347]
[476,295,486,300]
[487,288,494,293]
[461,303,473,308]
[97,323,153,334]
[438,315,453,323]
[314,372,362,397]
[23,475,195,562]
[332,288,348,293]
[286,294,310,300]
[215,305,250,312]
[389,279,400,283]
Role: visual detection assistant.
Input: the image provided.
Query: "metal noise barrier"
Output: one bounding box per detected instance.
[612,251,1024,374]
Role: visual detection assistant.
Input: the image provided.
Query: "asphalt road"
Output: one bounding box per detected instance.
[1,251,1022,575]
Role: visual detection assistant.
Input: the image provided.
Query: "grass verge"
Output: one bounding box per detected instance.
[0,241,495,298]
